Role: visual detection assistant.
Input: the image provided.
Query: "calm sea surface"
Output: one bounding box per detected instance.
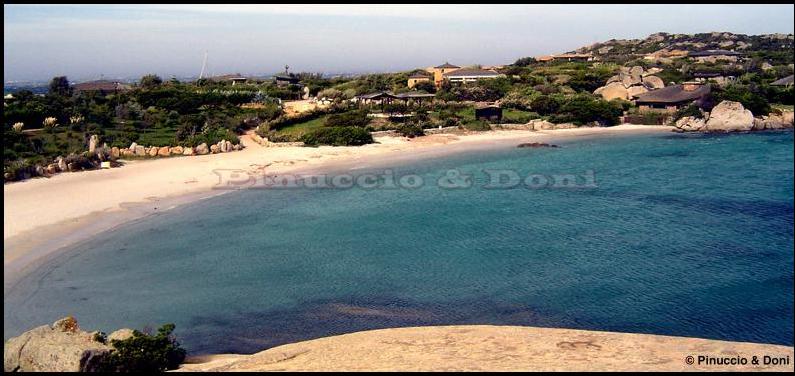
[4,131,793,354]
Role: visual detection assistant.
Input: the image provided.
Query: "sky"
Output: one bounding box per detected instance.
[4,4,795,83]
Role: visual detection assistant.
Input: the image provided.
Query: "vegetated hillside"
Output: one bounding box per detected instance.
[574,32,794,64]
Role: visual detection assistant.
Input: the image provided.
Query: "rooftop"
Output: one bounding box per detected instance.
[443,68,501,77]
[73,80,131,92]
[688,50,743,57]
[434,62,460,69]
[634,84,710,104]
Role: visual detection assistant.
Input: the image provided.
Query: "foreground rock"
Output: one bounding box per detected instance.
[704,100,754,132]
[176,325,794,372]
[3,317,126,372]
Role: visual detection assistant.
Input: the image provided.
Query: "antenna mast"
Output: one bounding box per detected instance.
[199,51,208,79]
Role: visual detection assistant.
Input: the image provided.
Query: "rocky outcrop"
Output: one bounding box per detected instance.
[517,142,559,148]
[673,116,707,132]
[753,111,795,130]
[175,325,795,372]
[3,316,123,372]
[704,101,754,132]
[594,66,665,101]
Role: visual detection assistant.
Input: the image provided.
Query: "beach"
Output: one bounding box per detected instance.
[3,124,672,285]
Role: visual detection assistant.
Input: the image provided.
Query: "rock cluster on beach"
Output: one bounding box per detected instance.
[674,100,794,132]
[4,316,133,372]
[594,66,665,101]
[118,139,241,158]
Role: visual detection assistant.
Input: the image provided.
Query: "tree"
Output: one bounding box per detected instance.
[140,74,163,89]
[412,81,437,94]
[97,323,186,372]
[48,76,72,97]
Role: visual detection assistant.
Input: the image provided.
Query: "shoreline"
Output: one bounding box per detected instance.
[175,325,795,371]
[4,124,673,289]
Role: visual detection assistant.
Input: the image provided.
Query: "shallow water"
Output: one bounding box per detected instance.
[4,131,793,354]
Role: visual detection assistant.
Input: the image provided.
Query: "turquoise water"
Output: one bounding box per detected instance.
[4,131,793,354]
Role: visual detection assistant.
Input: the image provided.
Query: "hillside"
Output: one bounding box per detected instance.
[572,32,794,64]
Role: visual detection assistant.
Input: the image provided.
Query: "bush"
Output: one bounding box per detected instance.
[395,123,425,138]
[300,126,374,146]
[713,84,771,115]
[460,119,491,131]
[674,104,704,121]
[97,323,186,372]
[324,109,371,128]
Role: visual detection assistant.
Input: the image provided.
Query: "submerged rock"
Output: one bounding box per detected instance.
[517,142,559,148]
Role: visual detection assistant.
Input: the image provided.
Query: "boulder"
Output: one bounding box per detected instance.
[110,147,120,159]
[596,82,629,101]
[107,329,135,342]
[626,85,649,98]
[621,73,641,88]
[605,75,621,84]
[674,116,707,132]
[88,135,99,154]
[210,144,220,153]
[642,67,663,76]
[219,140,228,153]
[4,317,113,372]
[57,157,67,172]
[129,142,137,151]
[171,146,184,155]
[225,140,233,152]
[134,145,146,157]
[121,148,134,157]
[148,147,158,157]
[46,164,60,175]
[641,75,665,89]
[183,147,195,156]
[233,144,242,151]
[704,101,754,132]
[157,146,171,157]
[753,111,795,130]
[195,143,209,155]
[629,65,644,79]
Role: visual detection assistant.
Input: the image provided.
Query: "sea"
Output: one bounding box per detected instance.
[4,130,793,354]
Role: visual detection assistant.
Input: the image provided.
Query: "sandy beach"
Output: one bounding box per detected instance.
[3,124,673,284]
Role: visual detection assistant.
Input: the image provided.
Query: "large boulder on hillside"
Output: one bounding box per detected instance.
[626,85,649,99]
[704,101,754,132]
[642,75,665,89]
[596,82,629,101]
[621,73,642,88]
[673,116,707,132]
[642,67,663,76]
[4,317,115,372]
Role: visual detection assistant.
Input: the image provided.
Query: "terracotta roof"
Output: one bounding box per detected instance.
[771,75,793,86]
[634,84,711,104]
[443,69,501,78]
[689,50,743,57]
[73,80,130,92]
[434,62,460,69]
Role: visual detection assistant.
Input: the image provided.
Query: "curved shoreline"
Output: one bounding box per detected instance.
[175,325,795,372]
[4,125,673,289]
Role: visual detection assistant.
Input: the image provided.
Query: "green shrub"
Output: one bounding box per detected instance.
[674,104,704,121]
[460,120,491,131]
[395,123,425,138]
[300,126,374,146]
[97,323,186,372]
[324,109,371,128]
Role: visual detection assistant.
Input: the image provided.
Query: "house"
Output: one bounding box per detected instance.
[634,82,711,113]
[274,75,300,86]
[431,62,460,87]
[475,105,502,122]
[688,50,743,63]
[73,80,131,95]
[442,68,503,84]
[407,72,432,89]
[692,72,737,87]
[771,75,794,88]
[536,53,594,62]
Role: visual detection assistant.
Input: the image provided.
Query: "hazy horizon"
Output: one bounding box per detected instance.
[4,4,795,83]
